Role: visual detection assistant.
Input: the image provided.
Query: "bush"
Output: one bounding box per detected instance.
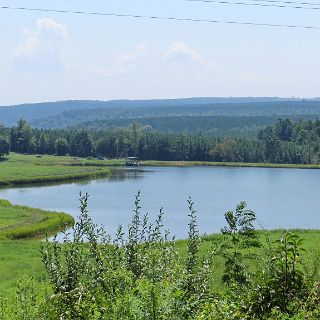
[2,195,320,320]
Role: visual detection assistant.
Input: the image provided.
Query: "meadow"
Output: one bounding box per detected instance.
[0,153,125,186]
[0,199,74,295]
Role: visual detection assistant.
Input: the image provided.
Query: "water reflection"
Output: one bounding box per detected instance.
[0,167,148,190]
[108,168,149,182]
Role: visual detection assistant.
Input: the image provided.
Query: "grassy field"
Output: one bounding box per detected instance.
[0,153,125,185]
[0,198,74,295]
[142,160,320,169]
[1,228,319,295]
[0,199,74,240]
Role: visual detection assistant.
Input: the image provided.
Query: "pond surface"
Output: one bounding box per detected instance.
[0,166,320,239]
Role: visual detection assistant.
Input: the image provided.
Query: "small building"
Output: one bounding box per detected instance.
[125,157,140,166]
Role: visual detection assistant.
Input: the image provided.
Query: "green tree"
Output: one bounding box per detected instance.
[55,138,70,156]
[130,122,142,156]
[0,136,10,157]
[10,119,33,153]
[70,131,93,157]
[39,132,49,154]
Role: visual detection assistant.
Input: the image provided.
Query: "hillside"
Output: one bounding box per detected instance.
[74,114,320,136]
[1,98,320,130]
[1,97,283,126]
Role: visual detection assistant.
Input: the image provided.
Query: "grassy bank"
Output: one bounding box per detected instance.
[0,199,74,293]
[0,153,125,186]
[142,160,320,169]
[0,199,74,240]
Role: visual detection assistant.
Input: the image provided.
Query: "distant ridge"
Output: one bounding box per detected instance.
[1,97,320,128]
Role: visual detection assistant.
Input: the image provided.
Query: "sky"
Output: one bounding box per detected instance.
[1,0,320,105]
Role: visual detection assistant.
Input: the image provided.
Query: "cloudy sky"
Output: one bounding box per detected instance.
[1,0,320,105]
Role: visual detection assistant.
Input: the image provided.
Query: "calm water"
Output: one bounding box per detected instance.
[0,166,320,239]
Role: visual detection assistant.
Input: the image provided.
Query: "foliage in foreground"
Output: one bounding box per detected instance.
[1,194,320,319]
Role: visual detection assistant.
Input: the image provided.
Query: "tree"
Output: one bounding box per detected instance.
[55,138,70,156]
[70,131,93,157]
[10,119,33,153]
[0,136,10,157]
[274,119,293,141]
[130,122,142,156]
[39,132,49,154]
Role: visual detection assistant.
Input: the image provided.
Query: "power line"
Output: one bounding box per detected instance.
[239,0,320,6]
[0,5,320,30]
[187,0,320,10]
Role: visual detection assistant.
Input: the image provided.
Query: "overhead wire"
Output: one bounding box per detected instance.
[232,0,320,6]
[187,0,320,10]
[0,5,319,30]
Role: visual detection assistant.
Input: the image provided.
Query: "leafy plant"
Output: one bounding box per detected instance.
[220,201,259,287]
[249,232,309,317]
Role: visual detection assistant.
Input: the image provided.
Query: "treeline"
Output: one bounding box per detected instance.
[1,118,320,164]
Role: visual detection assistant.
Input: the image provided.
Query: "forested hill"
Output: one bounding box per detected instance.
[1,98,320,129]
[74,114,320,137]
[1,97,281,127]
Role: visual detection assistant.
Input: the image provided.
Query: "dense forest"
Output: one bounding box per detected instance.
[1,98,320,129]
[74,114,320,137]
[1,117,320,164]
[31,100,320,129]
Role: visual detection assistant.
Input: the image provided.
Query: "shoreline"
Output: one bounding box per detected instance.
[141,160,320,169]
[0,169,111,186]
[0,153,113,186]
[0,199,74,240]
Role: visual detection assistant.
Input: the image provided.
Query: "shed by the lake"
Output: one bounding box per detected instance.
[125,157,140,166]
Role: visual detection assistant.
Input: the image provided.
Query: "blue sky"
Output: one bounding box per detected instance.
[1,0,320,105]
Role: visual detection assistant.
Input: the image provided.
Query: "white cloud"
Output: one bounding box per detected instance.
[164,41,224,75]
[36,18,68,38]
[14,18,68,73]
[94,44,148,77]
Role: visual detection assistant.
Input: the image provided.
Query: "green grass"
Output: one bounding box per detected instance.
[177,229,320,291]
[0,153,125,185]
[0,199,74,240]
[142,160,320,169]
[0,240,45,291]
[0,228,319,295]
[0,199,74,298]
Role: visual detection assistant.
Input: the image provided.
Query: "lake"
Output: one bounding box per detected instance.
[0,166,320,239]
